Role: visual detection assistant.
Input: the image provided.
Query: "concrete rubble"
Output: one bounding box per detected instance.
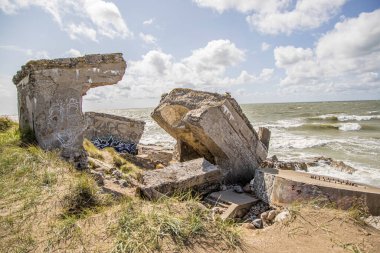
[261,155,357,174]
[136,158,222,200]
[152,88,270,183]
[13,53,126,167]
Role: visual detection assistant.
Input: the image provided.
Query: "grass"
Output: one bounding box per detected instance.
[0,117,14,132]
[105,147,144,179]
[84,139,104,161]
[61,174,102,217]
[0,118,242,252]
[113,196,241,253]
[0,120,69,251]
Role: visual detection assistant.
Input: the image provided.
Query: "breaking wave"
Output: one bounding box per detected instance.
[308,114,380,122]
[288,122,363,131]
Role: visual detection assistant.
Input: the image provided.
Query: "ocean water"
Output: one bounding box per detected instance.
[102,100,380,187]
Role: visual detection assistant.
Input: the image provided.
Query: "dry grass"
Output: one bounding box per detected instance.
[83,138,104,161]
[0,120,242,252]
[0,117,14,132]
[112,195,241,253]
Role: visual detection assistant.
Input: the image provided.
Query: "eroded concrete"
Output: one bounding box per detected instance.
[152,88,270,183]
[13,53,126,167]
[253,168,380,215]
[136,158,222,200]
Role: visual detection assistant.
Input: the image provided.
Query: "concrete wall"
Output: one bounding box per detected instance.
[13,54,126,167]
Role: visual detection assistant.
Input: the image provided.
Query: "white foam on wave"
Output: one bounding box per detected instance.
[338,123,361,131]
[264,119,304,129]
[317,113,380,121]
[270,131,334,150]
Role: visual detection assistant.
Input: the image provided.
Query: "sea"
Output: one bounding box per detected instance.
[99,100,380,187]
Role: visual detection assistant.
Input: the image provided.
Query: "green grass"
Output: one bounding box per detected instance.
[0,118,242,252]
[0,117,14,132]
[113,195,241,253]
[83,139,104,161]
[105,147,143,179]
[0,120,68,252]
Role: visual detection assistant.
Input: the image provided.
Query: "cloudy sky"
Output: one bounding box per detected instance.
[0,0,379,114]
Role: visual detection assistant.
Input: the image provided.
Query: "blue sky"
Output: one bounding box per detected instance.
[0,0,379,114]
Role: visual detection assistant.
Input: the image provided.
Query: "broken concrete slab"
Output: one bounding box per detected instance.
[151,88,269,183]
[253,168,380,215]
[137,144,174,167]
[13,53,126,168]
[85,112,145,154]
[136,158,222,200]
[207,189,259,220]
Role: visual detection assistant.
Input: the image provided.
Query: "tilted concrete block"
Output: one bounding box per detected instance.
[152,88,269,183]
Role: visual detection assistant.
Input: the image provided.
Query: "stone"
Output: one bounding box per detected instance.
[364,216,380,230]
[260,211,268,220]
[90,170,104,186]
[112,169,123,179]
[119,179,129,188]
[136,158,222,200]
[267,210,277,221]
[220,185,228,191]
[233,185,244,193]
[208,189,259,220]
[88,157,114,173]
[253,168,380,215]
[13,53,126,168]
[275,210,291,223]
[151,88,269,183]
[252,218,263,229]
[85,112,145,154]
[137,144,174,167]
[313,157,357,174]
[243,183,252,193]
[258,127,271,151]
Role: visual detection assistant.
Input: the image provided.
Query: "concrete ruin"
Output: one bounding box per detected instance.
[13,53,126,167]
[253,168,380,215]
[85,112,145,154]
[152,88,270,183]
[136,158,222,200]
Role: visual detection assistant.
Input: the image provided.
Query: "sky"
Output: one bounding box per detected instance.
[0,0,379,114]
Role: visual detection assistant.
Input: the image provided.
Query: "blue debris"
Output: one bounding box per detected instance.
[91,136,137,155]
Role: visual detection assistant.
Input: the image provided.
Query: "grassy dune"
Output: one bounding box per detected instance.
[0,118,241,253]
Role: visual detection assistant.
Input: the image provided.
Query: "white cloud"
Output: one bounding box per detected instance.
[0,0,132,40]
[261,42,270,51]
[143,18,154,25]
[0,44,49,59]
[65,48,82,57]
[192,0,287,14]
[193,0,347,35]
[66,23,98,42]
[85,39,273,101]
[139,32,157,45]
[247,0,346,35]
[274,9,380,93]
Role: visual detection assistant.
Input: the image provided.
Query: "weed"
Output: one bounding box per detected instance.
[113,197,241,253]
[0,117,14,132]
[61,174,101,217]
[84,139,104,160]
